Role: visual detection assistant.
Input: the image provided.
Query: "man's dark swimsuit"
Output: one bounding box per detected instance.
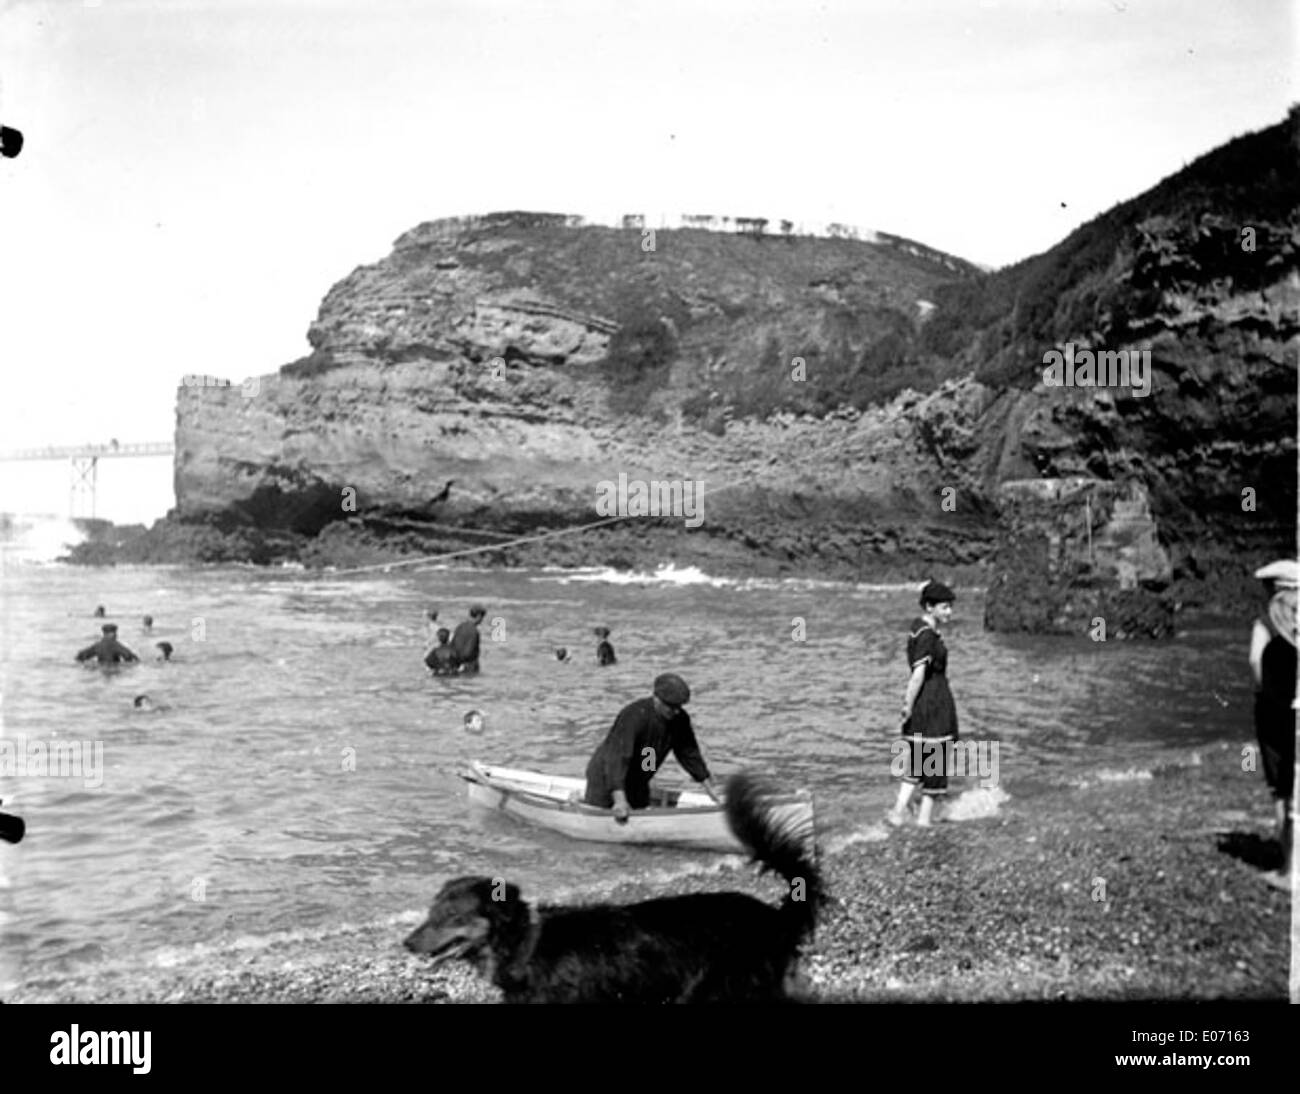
[583,697,710,808]
[76,637,139,664]
[450,620,481,674]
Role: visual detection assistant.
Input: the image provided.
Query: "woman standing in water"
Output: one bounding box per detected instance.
[888,580,959,828]
[1249,560,1297,889]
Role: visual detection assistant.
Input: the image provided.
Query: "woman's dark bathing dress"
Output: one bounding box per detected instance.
[903,617,959,796]
[1255,609,1297,803]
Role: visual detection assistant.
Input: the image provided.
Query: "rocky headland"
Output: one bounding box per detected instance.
[68,112,1299,630]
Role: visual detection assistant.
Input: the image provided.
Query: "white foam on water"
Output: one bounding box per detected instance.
[0,515,85,564]
[942,785,1011,820]
[538,562,724,587]
[825,824,890,852]
[531,563,921,592]
[1095,768,1155,784]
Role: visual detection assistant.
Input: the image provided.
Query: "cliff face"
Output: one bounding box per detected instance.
[175,213,998,573]
[168,114,1298,602]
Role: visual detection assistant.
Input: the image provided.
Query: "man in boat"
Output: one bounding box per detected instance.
[450,605,487,674]
[75,623,139,665]
[583,673,721,822]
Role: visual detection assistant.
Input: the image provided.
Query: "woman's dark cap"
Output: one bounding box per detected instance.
[920,580,956,605]
[470,604,486,618]
[653,673,690,707]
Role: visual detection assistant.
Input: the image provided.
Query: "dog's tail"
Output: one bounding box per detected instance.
[723,773,823,944]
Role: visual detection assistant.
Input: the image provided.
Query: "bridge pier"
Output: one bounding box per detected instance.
[69,456,99,520]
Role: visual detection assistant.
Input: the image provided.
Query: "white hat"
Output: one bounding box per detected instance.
[1253,560,1300,588]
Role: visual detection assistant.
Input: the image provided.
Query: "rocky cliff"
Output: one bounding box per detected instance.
[119,114,1298,618]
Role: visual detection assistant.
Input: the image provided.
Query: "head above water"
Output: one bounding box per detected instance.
[555,647,569,661]
[919,580,956,610]
[93,605,106,617]
[156,641,173,661]
[653,673,690,711]
[464,709,484,734]
[133,694,154,710]
[143,615,153,627]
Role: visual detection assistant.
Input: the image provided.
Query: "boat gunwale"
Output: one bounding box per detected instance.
[463,762,812,821]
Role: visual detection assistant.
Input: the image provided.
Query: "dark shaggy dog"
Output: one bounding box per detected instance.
[404,773,822,1002]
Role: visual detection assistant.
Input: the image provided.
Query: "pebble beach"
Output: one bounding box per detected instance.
[9,744,1291,1004]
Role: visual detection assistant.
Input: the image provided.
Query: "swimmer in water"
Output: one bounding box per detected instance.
[555,647,574,663]
[133,694,157,713]
[76,623,139,665]
[142,615,153,634]
[594,626,616,666]
[464,709,484,734]
[93,605,106,618]
[424,628,457,675]
[155,641,174,662]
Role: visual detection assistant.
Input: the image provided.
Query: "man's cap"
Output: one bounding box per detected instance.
[653,673,691,707]
[1254,560,1299,589]
[102,623,118,633]
[920,580,956,604]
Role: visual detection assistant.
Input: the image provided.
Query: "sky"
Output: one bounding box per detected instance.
[0,0,1294,522]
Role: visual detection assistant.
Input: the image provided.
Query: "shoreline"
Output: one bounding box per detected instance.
[16,514,1258,624]
[7,744,1291,1004]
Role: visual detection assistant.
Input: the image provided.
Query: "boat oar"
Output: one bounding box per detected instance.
[0,810,25,845]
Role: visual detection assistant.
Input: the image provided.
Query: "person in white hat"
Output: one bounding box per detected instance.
[1248,560,1297,889]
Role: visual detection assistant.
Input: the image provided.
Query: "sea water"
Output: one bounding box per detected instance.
[0,560,1257,987]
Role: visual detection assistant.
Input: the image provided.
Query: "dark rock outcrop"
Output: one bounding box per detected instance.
[984,478,1175,638]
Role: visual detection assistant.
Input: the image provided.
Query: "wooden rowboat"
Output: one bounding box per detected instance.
[461,761,815,854]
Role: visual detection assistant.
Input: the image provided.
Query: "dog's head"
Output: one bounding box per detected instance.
[404,876,530,973]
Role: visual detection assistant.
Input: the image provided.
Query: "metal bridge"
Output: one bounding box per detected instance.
[0,441,174,519]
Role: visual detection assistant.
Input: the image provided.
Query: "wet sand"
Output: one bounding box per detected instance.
[8,744,1291,1003]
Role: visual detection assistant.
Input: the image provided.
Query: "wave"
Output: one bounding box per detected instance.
[531,561,920,593]
[0,514,86,565]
